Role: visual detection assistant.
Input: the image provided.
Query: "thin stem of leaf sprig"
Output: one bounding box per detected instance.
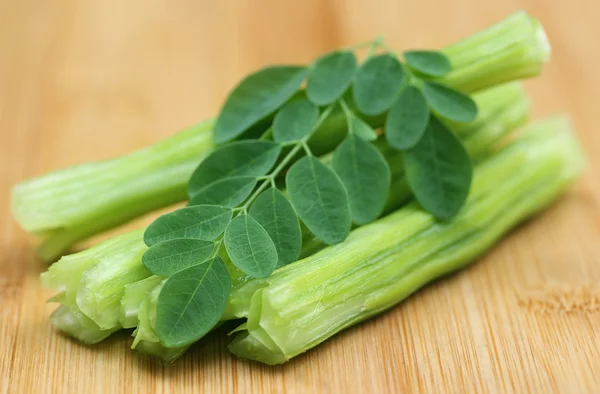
[344,35,383,53]
[241,144,303,210]
[365,36,384,57]
[379,42,399,57]
[202,141,307,262]
[242,100,336,211]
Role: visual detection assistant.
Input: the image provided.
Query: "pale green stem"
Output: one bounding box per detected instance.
[40,82,530,355]
[228,117,583,364]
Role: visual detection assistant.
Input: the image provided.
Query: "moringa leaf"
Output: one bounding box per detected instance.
[144,205,232,246]
[332,134,391,224]
[347,112,378,141]
[404,116,473,220]
[306,50,358,105]
[273,98,320,143]
[385,86,430,150]
[250,188,302,268]
[286,156,351,244]
[422,82,478,123]
[213,66,309,143]
[155,256,231,347]
[188,140,281,197]
[142,239,215,276]
[352,54,405,116]
[224,214,278,278]
[404,50,451,77]
[189,176,257,208]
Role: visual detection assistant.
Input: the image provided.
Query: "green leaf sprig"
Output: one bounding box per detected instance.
[141,38,480,348]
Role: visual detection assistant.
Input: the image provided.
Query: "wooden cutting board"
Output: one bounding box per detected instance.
[1,0,599,392]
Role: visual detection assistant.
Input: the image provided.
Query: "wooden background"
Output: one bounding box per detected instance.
[1,0,600,393]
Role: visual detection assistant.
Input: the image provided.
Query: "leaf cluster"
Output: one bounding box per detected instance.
[142,40,479,347]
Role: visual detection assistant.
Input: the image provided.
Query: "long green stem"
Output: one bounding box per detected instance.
[13,121,215,262]
[228,117,583,364]
[12,11,549,261]
[438,10,550,92]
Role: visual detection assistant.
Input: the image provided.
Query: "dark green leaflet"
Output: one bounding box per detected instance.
[188,140,281,197]
[249,188,302,268]
[385,86,430,150]
[224,214,278,278]
[286,156,351,244]
[144,205,232,246]
[422,82,478,123]
[404,117,473,220]
[142,239,215,276]
[155,256,231,347]
[306,51,358,105]
[404,50,451,77]
[273,98,320,143]
[352,54,405,116]
[188,176,257,208]
[331,134,391,224]
[347,112,378,141]
[213,66,309,143]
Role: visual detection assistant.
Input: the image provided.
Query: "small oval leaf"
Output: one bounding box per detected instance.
[155,256,231,347]
[213,66,309,143]
[273,98,320,143]
[404,50,451,77]
[352,54,405,116]
[188,140,281,197]
[404,117,473,219]
[286,156,351,244]
[422,82,478,123]
[144,205,232,246]
[224,215,278,278]
[385,86,430,150]
[332,134,391,224]
[306,51,358,105]
[348,113,378,141]
[189,176,257,208]
[250,188,302,268]
[143,239,215,276]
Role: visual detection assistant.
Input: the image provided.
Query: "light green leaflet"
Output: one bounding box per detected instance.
[306,51,357,106]
[286,156,351,244]
[404,117,473,220]
[249,188,302,268]
[143,239,215,276]
[352,54,405,116]
[347,112,378,141]
[224,214,278,278]
[332,134,391,224]
[213,66,309,143]
[404,50,451,77]
[188,140,281,197]
[422,82,478,123]
[144,205,232,246]
[385,86,430,150]
[155,256,231,347]
[188,176,257,208]
[273,98,320,143]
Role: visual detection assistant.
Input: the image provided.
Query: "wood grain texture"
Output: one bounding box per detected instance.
[1,0,600,392]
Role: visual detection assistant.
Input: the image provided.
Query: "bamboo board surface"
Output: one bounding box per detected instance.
[1,0,600,393]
